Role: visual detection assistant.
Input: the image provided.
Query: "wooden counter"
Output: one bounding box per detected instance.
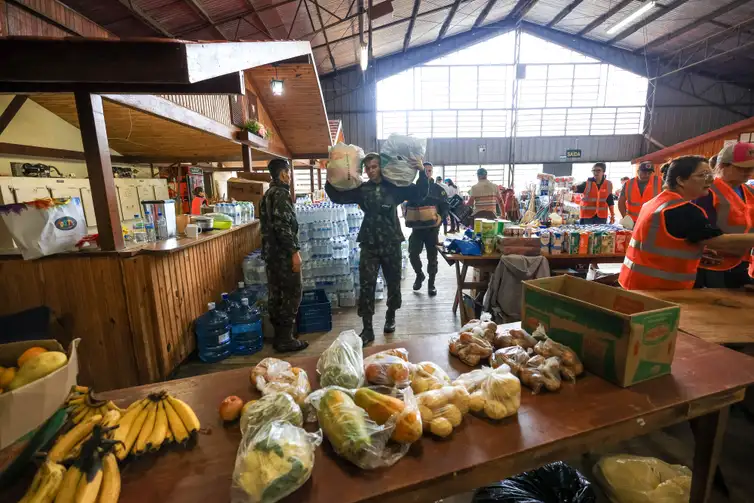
[0,221,260,390]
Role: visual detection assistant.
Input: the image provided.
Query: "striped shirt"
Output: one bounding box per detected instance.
[469,179,499,214]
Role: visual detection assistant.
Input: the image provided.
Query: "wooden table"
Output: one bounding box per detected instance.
[438,246,626,314]
[635,289,754,345]
[5,330,743,503]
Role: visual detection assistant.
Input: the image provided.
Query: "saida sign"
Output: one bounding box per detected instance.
[565,149,582,159]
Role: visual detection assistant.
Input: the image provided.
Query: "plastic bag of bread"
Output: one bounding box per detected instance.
[533,338,584,382]
[416,385,470,438]
[490,346,531,375]
[493,327,537,350]
[452,366,521,420]
[252,357,312,406]
[449,331,493,366]
[317,329,364,388]
[520,356,562,394]
[459,314,498,343]
[411,361,452,394]
[363,348,413,387]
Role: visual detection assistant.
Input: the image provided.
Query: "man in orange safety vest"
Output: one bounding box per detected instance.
[618,162,661,224]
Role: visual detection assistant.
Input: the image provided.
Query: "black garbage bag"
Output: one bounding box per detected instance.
[472,462,596,503]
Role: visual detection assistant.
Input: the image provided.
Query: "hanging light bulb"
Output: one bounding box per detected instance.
[360,42,369,72]
[270,65,284,96]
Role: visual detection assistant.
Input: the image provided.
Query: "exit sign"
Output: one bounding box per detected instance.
[566,149,582,159]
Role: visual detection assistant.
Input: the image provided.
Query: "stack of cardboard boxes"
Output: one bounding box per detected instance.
[227,175,270,217]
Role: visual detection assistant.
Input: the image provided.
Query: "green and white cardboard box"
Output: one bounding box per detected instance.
[521,276,680,387]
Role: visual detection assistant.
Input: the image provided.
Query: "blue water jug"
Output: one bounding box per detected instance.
[217,292,239,313]
[195,302,231,363]
[230,298,263,355]
[230,281,258,306]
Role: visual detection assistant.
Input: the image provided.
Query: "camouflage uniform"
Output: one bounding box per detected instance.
[326,172,429,318]
[406,180,448,278]
[259,181,302,330]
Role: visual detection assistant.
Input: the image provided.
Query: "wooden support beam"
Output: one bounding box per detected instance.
[0,95,28,135]
[309,165,315,193]
[74,92,124,251]
[403,0,421,51]
[242,144,252,171]
[0,142,128,163]
[116,0,173,37]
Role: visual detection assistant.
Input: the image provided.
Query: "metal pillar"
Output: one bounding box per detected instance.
[507,24,522,188]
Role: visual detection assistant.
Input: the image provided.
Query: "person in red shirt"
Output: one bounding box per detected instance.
[190,186,207,215]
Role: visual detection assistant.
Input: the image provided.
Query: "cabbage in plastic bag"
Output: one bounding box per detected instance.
[252,358,312,406]
[380,134,426,187]
[327,143,365,191]
[231,420,321,503]
[317,330,364,388]
[593,455,691,503]
[452,365,521,420]
[239,392,303,437]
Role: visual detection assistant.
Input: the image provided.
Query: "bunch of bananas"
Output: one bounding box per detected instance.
[48,407,121,463]
[113,391,200,460]
[65,386,122,425]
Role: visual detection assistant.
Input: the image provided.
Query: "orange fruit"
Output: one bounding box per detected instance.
[17,347,48,367]
[0,367,16,388]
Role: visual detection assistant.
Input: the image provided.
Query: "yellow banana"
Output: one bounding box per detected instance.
[112,398,148,459]
[163,399,189,443]
[80,408,95,424]
[106,401,123,413]
[119,402,150,460]
[74,466,102,503]
[48,414,102,462]
[98,454,121,503]
[166,395,200,434]
[18,459,47,503]
[73,385,89,394]
[54,465,82,503]
[165,425,174,444]
[147,401,168,451]
[66,396,85,406]
[27,462,65,503]
[133,401,157,455]
[72,405,90,424]
[100,409,121,429]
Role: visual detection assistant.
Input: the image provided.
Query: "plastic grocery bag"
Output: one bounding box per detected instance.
[252,357,312,406]
[231,420,321,503]
[452,366,521,420]
[380,134,426,186]
[449,331,493,367]
[593,455,691,503]
[310,387,409,469]
[490,346,531,375]
[0,197,86,259]
[533,338,584,382]
[327,143,365,191]
[353,386,423,444]
[411,361,451,394]
[520,355,562,394]
[363,348,413,388]
[472,462,596,502]
[416,385,470,437]
[317,330,364,388]
[239,392,303,437]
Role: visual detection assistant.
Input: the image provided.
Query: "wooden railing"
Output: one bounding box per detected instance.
[159,94,234,127]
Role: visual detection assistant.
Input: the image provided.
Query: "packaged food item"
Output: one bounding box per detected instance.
[601,232,615,254]
[493,327,537,349]
[231,420,321,503]
[550,231,563,255]
[252,358,311,406]
[533,338,584,382]
[452,366,521,420]
[314,388,409,469]
[239,392,303,437]
[449,331,494,366]
[326,142,365,191]
[490,346,531,375]
[459,316,497,343]
[539,231,551,254]
[416,385,470,437]
[593,454,691,503]
[316,330,364,388]
[568,231,580,255]
[380,134,426,186]
[578,232,590,254]
[615,230,629,253]
[354,387,422,444]
[411,361,452,394]
[591,231,603,255]
[363,348,413,387]
[520,356,562,394]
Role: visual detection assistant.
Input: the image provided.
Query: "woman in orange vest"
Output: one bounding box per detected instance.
[574,162,615,224]
[190,186,207,215]
[618,162,661,224]
[693,143,754,288]
[619,155,754,291]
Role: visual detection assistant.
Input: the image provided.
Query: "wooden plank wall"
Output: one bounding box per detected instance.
[4,0,113,37]
[159,94,233,127]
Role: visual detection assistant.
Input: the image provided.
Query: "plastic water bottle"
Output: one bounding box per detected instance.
[229,298,263,355]
[144,210,156,242]
[230,281,257,305]
[156,211,168,240]
[195,302,231,363]
[132,214,147,242]
[218,292,239,313]
[234,203,242,225]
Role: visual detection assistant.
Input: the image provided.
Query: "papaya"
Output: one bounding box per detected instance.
[17,347,48,367]
[8,351,67,391]
[317,389,370,457]
[353,388,422,444]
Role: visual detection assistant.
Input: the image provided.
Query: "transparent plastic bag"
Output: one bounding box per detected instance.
[533,338,584,382]
[231,420,321,503]
[449,331,493,366]
[327,143,365,191]
[354,386,423,444]
[312,387,409,469]
[460,315,498,343]
[532,323,549,341]
[493,327,537,350]
[317,330,364,388]
[411,361,452,394]
[520,356,562,394]
[490,346,531,375]
[363,348,413,387]
[239,392,303,437]
[593,455,691,503]
[452,366,521,420]
[416,385,470,437]
[252,357,312,406]
[380,134,426,186]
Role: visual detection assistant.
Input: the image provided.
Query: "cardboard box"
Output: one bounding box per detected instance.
[237,172,273,183]
[494,236,541,256]
[228,179,269,216]
[521,276,680,387]
[0,339,80,449]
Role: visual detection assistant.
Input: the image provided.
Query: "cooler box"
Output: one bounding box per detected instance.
[521,275,680,387]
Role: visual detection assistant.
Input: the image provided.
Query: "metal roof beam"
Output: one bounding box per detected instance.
[404,0,421,51]
[577,0,632,36]
[116,0,173,37]
[473,0,499,28]
[310,0,337,71]
[182,0,228,40]
[547,0,584,27]
[438,0,463,40]
[607,0,688,44]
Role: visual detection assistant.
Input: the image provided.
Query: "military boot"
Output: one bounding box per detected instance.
[428,275,437,297]
[413,272,425,291]
[360,316,375,346]
[384,310,396,333]
[273,323,309,353]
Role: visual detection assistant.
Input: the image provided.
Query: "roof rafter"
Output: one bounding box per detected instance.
[473,0,499,28]
[404,0,422,51]
[577,0,632,36]
[438,0,463,40]
[182,0,228,40]
[547,0,584,27]
[311,0,337,71]
[607,0,688,44]
[117,0,173,37]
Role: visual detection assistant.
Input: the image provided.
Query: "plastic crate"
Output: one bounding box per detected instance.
[296,289,332,333]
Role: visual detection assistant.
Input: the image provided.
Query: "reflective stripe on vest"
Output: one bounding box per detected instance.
[622,257,698,283]
[709,183,746,233]
[703,180,754,271]
[626,176,660,221]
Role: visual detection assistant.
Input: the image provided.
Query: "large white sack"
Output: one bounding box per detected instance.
[380,134,427,186]
[327,142,365,191]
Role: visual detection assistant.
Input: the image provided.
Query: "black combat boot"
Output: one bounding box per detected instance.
[413,272,425,291]
[428,275,437,297]
[360,316,375,346]
[384,310,396,333]
[273,323,309,353]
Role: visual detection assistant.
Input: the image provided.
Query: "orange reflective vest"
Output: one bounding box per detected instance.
[625,175,661,222]
[190,196,205,215]
[702,178,754,271]
[619,190,705,290]
[579,179,613,219]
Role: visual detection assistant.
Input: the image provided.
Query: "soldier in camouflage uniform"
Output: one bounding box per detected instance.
[406,162,448,297]
[326,153,429,345]
[259,159,308,353]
